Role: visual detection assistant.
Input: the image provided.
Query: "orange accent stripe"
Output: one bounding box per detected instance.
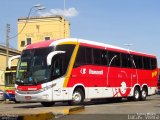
[63,42,80,87]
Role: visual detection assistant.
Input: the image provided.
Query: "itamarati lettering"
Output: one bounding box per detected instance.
[89,69,103,75]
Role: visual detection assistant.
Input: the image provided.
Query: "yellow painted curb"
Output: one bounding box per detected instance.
[63,106,85,115]
[1,106,85,120]
[21,112,55,120]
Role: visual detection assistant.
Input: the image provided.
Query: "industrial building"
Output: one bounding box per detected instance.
[18,16,70,51]
[0,15,70,90]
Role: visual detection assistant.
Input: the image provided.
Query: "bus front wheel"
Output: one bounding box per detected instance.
[41,102,55,107]
[68,88,84,106]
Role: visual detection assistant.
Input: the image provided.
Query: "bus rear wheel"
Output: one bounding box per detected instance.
[68,88,84,106]
[41,102,55,107]
[140,88,147,101]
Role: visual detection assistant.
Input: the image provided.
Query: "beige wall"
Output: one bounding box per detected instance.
[0,54,19,89]
[0,70,5,90]
[0,54,19,71]
[0,47,21,90]
[18,16,70,51]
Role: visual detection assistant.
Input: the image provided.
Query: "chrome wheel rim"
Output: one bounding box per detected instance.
[135,90,139,99]
[142,90,146,98]
[73,92,81,103]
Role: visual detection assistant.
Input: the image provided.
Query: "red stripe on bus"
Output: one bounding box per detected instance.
[17,85,42,91]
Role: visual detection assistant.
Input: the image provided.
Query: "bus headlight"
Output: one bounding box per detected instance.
[40,83,56,92]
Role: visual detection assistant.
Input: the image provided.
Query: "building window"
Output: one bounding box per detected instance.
[45,37,50,41]
[26,38,31,45]
[21,41,25,47]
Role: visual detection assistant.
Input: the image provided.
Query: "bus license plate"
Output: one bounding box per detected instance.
[25,96,32,100]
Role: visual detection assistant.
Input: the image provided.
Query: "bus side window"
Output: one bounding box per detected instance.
[151,58,157,70]
[74,47,86,67]
[51,55,62,79]
[133,55,143,69]
[143,57,151,70]
[85,47,92,65]
[101,50,108,66]
[52,60,61,76]
[93,49,101,65]
[108,51,120,67]
[121,53,133,68]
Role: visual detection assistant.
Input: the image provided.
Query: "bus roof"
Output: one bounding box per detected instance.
[26,38,156,58]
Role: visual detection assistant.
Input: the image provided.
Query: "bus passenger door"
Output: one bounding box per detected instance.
[51,54,66,101]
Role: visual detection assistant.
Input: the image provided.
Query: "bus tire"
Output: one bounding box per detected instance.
[133,87,140,101]
[140,88,147,101]
[68,88,84,106]
[127,97,133,101]
[15,100,20,103]
[41,102,55,107]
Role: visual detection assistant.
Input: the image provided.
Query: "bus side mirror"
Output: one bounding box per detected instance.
[8,55,21,69]
[47,51,65,66]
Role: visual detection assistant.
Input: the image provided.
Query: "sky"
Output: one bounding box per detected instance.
[0,0,160,64]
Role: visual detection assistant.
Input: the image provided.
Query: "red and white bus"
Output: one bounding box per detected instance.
[14,38,158,106]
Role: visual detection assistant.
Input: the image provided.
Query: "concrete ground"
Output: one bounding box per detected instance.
[0,101,84,120]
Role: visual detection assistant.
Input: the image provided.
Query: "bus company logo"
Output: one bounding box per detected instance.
[28,88,37,91]
[152,71,157,78]
[80,68,87,74]
[89,69,103,75]
[80,68,104,75]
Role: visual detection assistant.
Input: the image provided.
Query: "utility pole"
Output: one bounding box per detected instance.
[6,24,10,68]
[63,0,66,38]
[64,18,66,38]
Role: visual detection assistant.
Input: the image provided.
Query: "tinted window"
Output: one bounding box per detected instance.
[51,54,65,79]
[86,47,92,64]
[55,44,75,75]
[101,50,108,65]
[143,57,151,70]
[74,46,86,67]
[108,51,120,67]
[151,58,157,70]
[133,55,143,69]
[121,53,133,68]
[93,49,101,65]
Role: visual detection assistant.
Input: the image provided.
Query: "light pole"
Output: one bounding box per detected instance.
[6,24,10,67]
[9,4,45,40]
[6,4,45,67]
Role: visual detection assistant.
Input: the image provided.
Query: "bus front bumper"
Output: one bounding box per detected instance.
[15,89,52,102]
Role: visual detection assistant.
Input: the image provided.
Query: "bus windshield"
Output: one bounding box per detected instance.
[16,47,54,85]
[16,44,75,85]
